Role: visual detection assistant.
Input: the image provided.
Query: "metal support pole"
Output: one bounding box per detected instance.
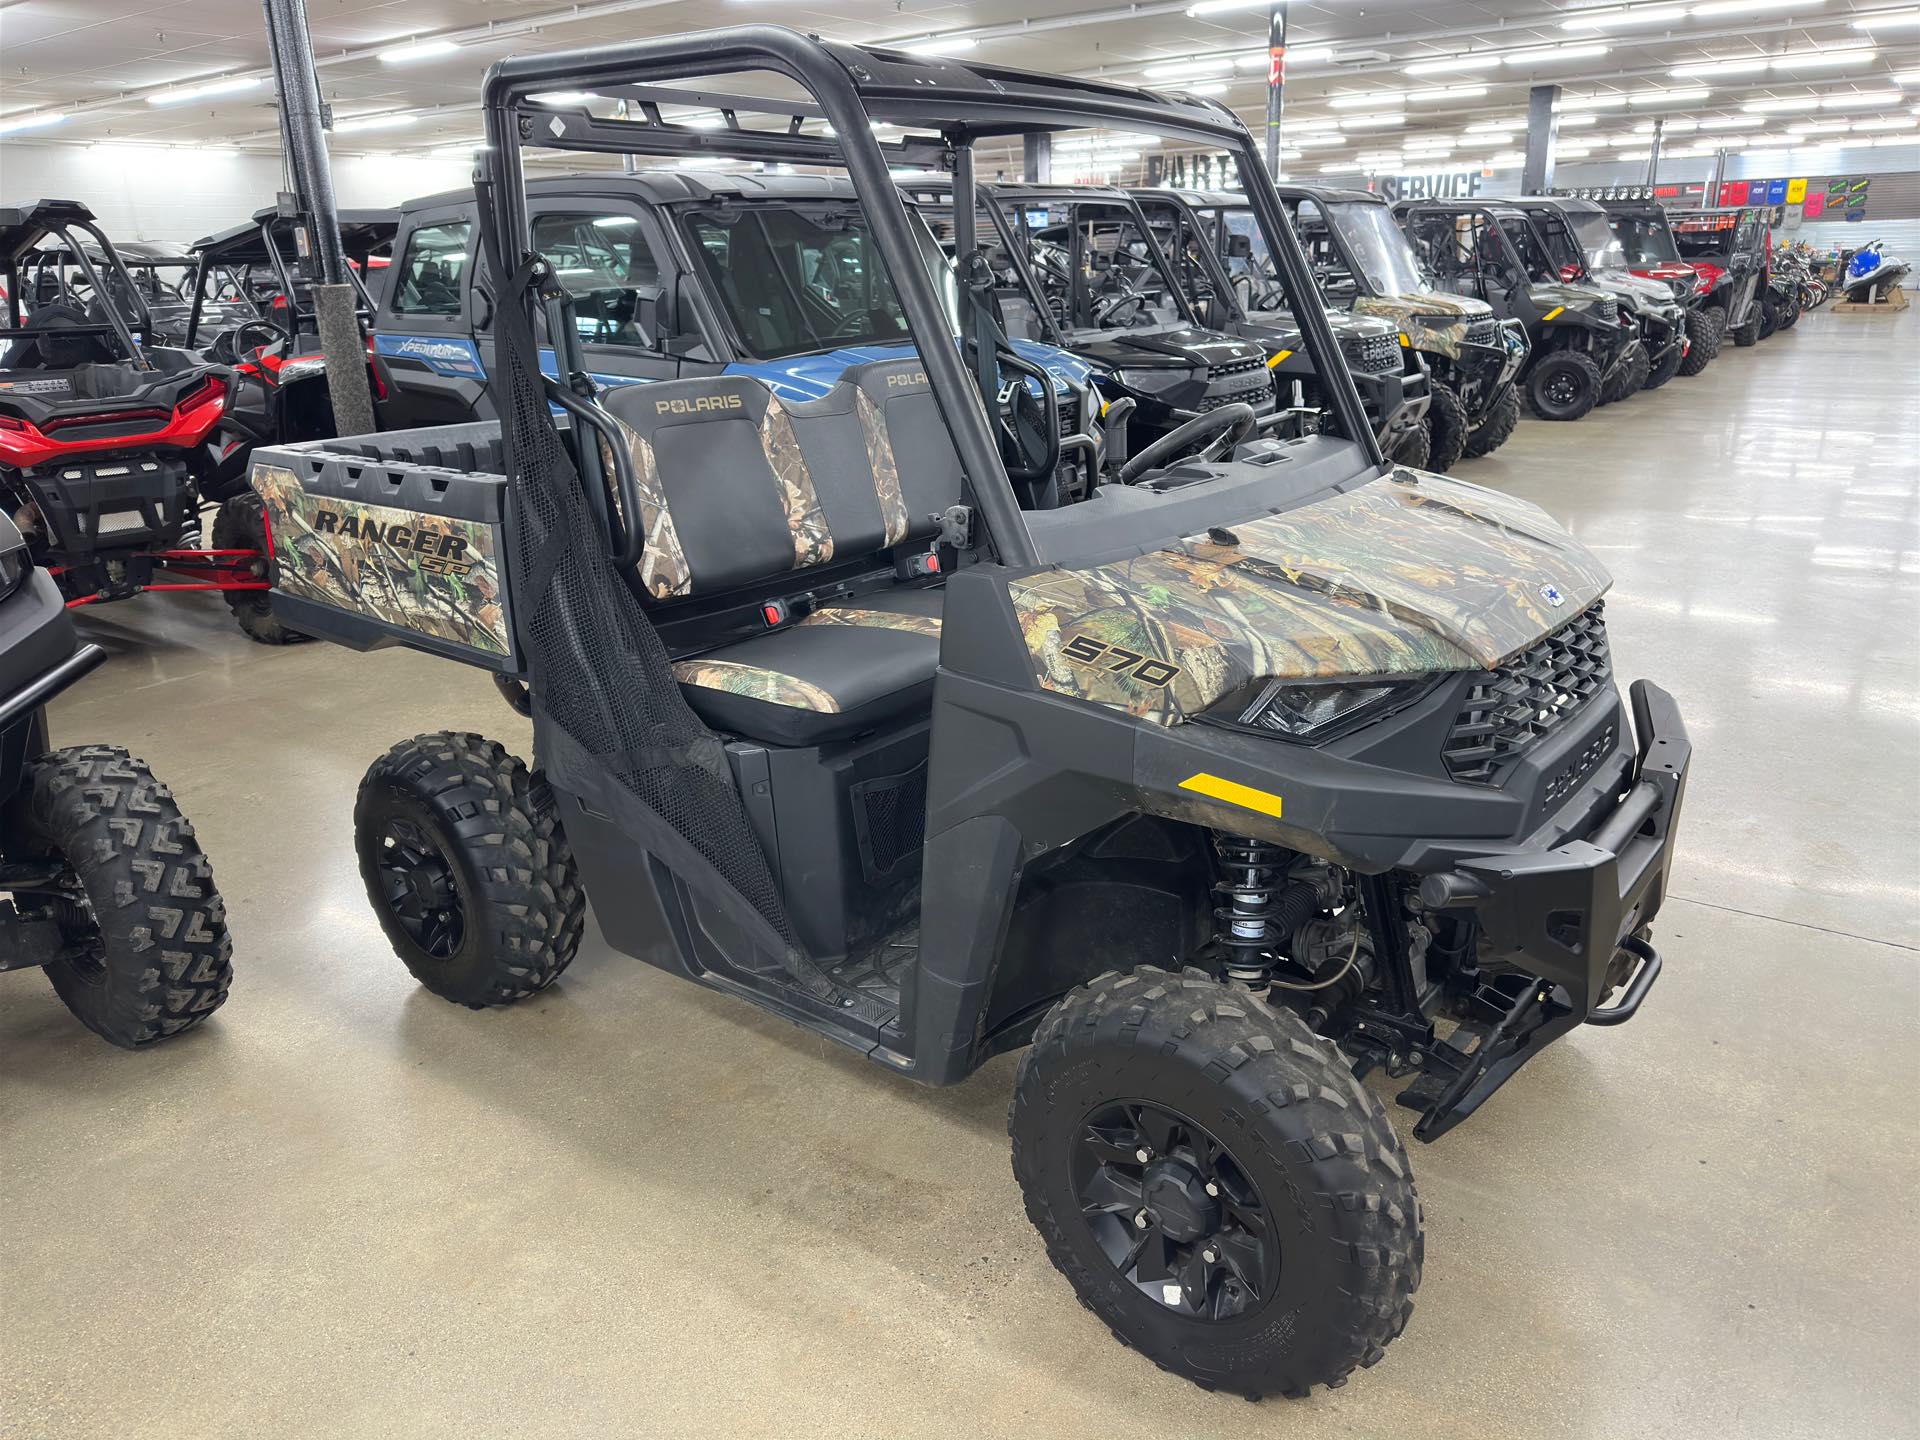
[1023,131,1051,184]
[1522,83,1559,195]
[1264,2,1289,179]
[1646,117,1663,187]
[260,0,376,437]
[1706,147,1727,205]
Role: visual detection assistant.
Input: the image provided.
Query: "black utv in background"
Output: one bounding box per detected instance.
[0,509,232,1045]
[1508,195,1689,399]
[1393,198,1639,423]
[1669,206,1771,347]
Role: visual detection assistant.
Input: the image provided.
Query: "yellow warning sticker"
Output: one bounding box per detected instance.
[1178,772,1285,819]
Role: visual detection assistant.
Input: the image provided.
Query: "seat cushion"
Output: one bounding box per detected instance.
[672,586,943,746]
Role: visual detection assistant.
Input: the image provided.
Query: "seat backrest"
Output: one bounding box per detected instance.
[600,358,965,603]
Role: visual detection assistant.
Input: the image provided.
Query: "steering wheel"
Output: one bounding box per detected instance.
[829,308,876,338]
[210,319,281,365]
[992,347,1061,482]
[1091,285,1148,327]
[1119,403,1258,485]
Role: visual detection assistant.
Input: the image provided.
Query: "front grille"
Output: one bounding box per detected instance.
[1443,603,1612,785]
[1465,318,1499,347]
[1209,355,1267,382]
[1343,332,1401,374]
[1596,297,1619,325]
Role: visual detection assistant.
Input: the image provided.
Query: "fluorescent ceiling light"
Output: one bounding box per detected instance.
[1144,56,1234,79]
[1852,9,1920,28]
[1558,93,1631,110]
[1339,112,1406,128]
[1874,131,1920,143]
[1330,90,1404,108]
[430,143,491,158]
[1556,145,1594,156]
[379,38,460,65]
[1290,134,1347,147]
[1744,96,1820,111]
[1185,81,1232,95]
[146,74,262,105]
[1690,0,1819,13]
[1635,117,1699,132]
[1614,148,1653,159]
[1694,115,1751,128]
[1821,89,1903,107]
[1563,4,1688,30]
[1404,54,1504,76]
[1406,84,1489,101]
[1631,87,1710,105]
[681,111,726,129]
[334,111,417,132]
[902,35,975,55]
[1320,162,1364,173]
[1463,116,1522,132]
[1785,117,1852,131]
[1281,46,1335,66]
[1502,43,1610,64]
[1898,69,1920,84]
[1187,0,1284,13]
[1672,57,1771,77]
[1853,115,1918,129]
[1773,46,1877,69]
[528,91,601,105]
[1558,113,1602,127]
[0,110,68,134]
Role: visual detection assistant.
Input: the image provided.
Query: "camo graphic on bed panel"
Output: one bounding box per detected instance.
[798,605,942,638]
[612,415,692,601]
[1007,469,1612,725]
[854,389,911,546]
[1353,293,1493,361]
[253,464,510,656]
[761,395,834,569]
[670,659,841,714]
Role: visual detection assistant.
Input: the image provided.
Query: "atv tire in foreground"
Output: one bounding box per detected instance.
[354,732,585,1008]
[1526,350,1602,422]
[23,745,232,1047]
[1011,966,1422,1400]
[1423,383,1469,474]
[1460,383,1520,459]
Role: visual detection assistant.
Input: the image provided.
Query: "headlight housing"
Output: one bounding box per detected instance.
[0,544,29,603]
[1203,675,1434,743]
[1108,366,1187,396]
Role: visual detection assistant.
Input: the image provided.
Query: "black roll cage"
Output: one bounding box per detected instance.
[183,209,388,350]
[1394,199,1564,292]
[1130,189,1277,326]
[0,202,152,366]
[478,25,1383,570]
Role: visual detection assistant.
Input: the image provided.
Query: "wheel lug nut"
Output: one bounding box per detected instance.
[1135,1147,1151,1163]
[1205,1182,1219,1197]
[1133,1210,1149,1229]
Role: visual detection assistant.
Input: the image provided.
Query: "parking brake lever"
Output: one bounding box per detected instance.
[1101,395,1136,477]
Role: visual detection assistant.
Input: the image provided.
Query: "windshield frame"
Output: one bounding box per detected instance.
[1321,199,1432,298]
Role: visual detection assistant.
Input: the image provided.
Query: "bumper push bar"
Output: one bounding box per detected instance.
[1403,679,1690,1140]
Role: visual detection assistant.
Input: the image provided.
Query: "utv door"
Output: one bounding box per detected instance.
[1725,212,1762,327]
[371,207,491,429]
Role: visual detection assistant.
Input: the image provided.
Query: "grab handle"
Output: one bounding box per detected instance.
[540,377,643,570]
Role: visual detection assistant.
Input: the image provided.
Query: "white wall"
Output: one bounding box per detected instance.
[0,141,476,242]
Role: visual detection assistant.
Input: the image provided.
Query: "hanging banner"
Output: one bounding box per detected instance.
[1846,177,1870,218]
[1786,177,1808,204]
[1826,177,1848,209]
[1766,178,1788,205]
[1804,188,1826,219]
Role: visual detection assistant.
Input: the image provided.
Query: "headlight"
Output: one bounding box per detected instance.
[1109,367,1186,395]
[0,544,29,603]
[1204,676,1431,742]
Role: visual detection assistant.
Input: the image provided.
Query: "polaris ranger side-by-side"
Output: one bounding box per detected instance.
[247,31,1690,1400]
[1669,205,1771,347]
[1125,187,1435,468]
[1393,198,1640,423]
[1583,191,1723,377]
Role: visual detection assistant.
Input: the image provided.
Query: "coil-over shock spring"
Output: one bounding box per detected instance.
[1213,835,1287,986]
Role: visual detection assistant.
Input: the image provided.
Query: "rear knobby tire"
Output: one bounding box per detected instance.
[1423,383,1469,474]
[212,493,306,646]
[1460,382,1520,459]
[1525,349,1602,422]
[354,732,584,1007]
[1730,312,1760,347]
[25,745,232,1047]
[1010,965,1422,1400]
[1678,309,1720,376]
[1643,339,1686,391]
[1600,344,1650,405]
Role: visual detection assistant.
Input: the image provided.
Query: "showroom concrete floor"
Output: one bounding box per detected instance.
[3,307,1916,1440]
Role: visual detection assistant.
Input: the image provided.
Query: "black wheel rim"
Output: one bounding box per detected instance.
[1545,369,1580,409]
[375,816,466,958]
[1071,1100,1278,1321]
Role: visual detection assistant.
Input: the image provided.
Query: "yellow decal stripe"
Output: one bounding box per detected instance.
[1542,305,1566,322]
[1179,772,1284,819]
[1266,349,1294,369]
[1399,332,1412,347]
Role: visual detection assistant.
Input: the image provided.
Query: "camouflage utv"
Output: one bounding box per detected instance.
[251,29,1693,1404]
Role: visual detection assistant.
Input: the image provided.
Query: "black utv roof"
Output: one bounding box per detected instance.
[0,198,100,264]
[190,205,400,262]
[1389,196,1530,219]
[398,169,859,217]
[1508,195,1610,221]
[1272,182,1386,207]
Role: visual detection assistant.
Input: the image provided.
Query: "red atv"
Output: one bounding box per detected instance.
[0,199,274,636]
[1589,192,1724,378]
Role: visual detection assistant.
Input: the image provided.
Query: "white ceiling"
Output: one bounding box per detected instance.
[0,0,1915,178]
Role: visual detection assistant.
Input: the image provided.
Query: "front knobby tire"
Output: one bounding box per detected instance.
[1679,309,1720,376]
[212,493,306,646]
[1010,966,1422,1400]
[1424,383,1469,473]
[1460,383,1520,459]
[354,732,585,1008]
[1387,418,1431,470]
[1643,339,1686,391]
[25,745,233,1047]
[1526,349,1602,422]
[1601,344,1651,405]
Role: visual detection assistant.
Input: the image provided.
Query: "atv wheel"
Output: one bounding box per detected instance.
[354,732,584,1007]
[1601,345,1650,406]
[1461,383,1520,459]
[1525,349,1602,422]
[1010,966,1422,1400]
[1387,418,1430,470]
[1704,306,1729,343]
[23,746,232,1047]
[1679,310,1720,377]
[211,494,306,646]
[1730,312,1760,347]
[1424,383,1469,473]
[1643,339,1686,392]
[1757,295,1778,342]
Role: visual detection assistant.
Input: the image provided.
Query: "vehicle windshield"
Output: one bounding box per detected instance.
[1671,215,1737,262]
[682,202,953,359]
[1019,200,1190,331]
[1530,214,1588,278]
[1563,210,1626,271]
[1324,201,1429,296]
[1608,212,1681,265]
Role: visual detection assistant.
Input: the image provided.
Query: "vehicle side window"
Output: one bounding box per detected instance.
[532,211,664,349]
[1296,200,1355,297]
[389,220,470,317]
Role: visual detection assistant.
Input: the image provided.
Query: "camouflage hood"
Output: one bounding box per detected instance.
[1009,468,1612,726]
[1354,291,1493,326]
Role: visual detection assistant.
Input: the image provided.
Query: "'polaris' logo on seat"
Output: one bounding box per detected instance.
[885,371,928,388]
[655,393,743,415]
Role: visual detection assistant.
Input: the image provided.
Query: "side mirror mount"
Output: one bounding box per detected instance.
[633,283,669,350]
[1226,234,1254,260]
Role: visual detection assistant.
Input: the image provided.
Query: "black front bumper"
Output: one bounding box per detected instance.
[1350,359,1430,447]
